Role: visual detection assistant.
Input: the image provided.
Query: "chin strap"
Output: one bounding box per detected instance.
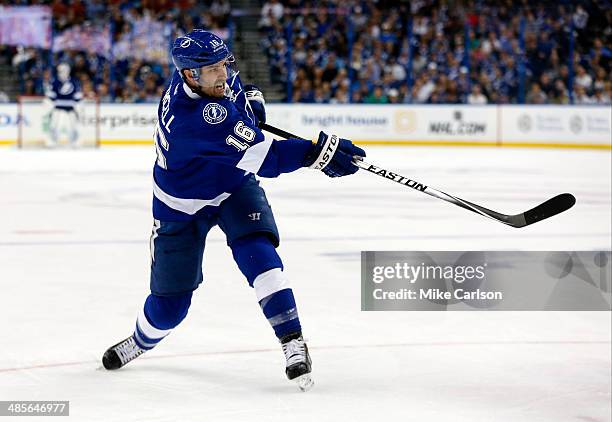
[182,82,202,99]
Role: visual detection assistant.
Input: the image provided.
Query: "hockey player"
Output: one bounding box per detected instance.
[101,30,365,391]
[45,63,83,147]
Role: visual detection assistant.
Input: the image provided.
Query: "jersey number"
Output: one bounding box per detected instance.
[226,121,256,152]
[154,123,169,169]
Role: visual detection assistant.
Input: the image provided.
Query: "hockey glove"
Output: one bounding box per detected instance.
[244,84,266,124]
[304,131,366,178]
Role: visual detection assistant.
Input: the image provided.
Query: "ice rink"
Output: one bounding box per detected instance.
[0,145,610,421]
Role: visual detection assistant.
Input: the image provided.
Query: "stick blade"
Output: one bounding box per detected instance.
[517,193,576,227]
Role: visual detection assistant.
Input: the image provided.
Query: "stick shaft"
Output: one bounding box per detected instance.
[259,123,299,141]
[259,122,576,227]
[259,122,513,225]
[352,158,516,225]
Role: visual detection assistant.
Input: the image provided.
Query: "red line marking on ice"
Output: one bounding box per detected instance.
[0,340,609,374]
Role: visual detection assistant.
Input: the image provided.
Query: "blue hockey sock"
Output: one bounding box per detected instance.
[258,285,302,340]
[231,235,302,340]
[231,234,283,286]
[133,292,192,350]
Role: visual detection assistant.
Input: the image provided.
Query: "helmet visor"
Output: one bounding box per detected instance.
[223,54,238,79]
[196,54,237,79]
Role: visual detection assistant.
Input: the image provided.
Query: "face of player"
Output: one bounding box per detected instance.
[184,59,230,98]
[57,65,70,82]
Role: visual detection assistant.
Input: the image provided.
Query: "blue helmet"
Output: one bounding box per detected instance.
[171,30,235,80]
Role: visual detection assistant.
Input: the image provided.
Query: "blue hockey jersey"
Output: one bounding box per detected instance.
[45,78,83,111]
[152,71,314,221]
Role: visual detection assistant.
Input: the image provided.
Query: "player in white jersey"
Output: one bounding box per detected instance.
[102,30,366,391]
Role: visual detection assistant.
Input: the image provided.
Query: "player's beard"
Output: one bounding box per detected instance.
[187,78,226,98]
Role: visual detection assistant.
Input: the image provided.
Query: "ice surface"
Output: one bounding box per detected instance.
[0,146,610,421]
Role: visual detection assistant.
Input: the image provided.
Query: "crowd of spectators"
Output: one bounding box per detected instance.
[1,0,610,105]
[260,0,612,104]
[0,0,231,102]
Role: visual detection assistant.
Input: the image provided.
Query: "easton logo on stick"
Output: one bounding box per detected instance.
[367,164,427,191]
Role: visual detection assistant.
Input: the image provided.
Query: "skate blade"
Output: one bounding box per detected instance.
[294,373,314,392]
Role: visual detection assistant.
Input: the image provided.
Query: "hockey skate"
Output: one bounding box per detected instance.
[102,336,146,370]
[281,333,313,392]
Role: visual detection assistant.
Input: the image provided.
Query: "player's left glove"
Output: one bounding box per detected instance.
[304,131,366,178]
[244,84,266,124]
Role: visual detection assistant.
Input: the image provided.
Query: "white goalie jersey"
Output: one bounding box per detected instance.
[44,77,83,146]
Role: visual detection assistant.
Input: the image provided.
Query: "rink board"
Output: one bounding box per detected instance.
[0,104,610,148]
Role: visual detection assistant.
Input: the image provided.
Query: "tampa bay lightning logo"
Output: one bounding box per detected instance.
[203,103,227,125]
[59,82,74,95]
[180,39,191,48]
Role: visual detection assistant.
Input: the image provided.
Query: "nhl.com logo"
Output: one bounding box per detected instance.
[203,103,228,124]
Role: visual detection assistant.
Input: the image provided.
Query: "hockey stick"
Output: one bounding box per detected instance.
[259,122,576,228]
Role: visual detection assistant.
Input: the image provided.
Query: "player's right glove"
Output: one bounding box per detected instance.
[304,131,366,178]
[244,84,266,124]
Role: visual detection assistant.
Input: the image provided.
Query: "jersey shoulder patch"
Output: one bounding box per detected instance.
[202,102,228,125]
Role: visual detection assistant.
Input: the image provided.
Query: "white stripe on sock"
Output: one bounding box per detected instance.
[134,330,158,349]
[137,306,172,340]
[253,268,290,302]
